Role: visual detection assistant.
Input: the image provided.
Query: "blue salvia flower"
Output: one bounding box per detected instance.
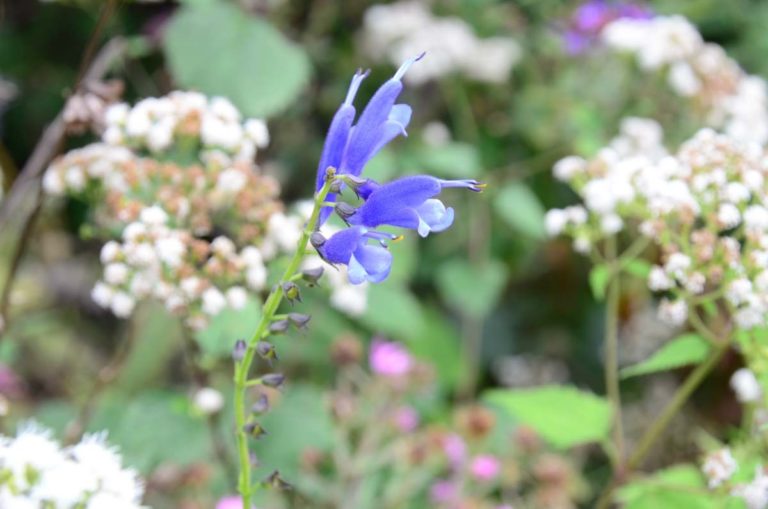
[346,175,484,237]
[315,54,424,223]
[317,226,395,284]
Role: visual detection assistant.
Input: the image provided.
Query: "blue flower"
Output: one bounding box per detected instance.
[347,176,484,237]
[315,54,424,223]
[318,226,395,284]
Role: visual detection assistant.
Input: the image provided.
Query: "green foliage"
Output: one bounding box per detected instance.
[418,142,483,179]
[620,334,710,379]
[618,464,717,509]
[362,284,427,341]
[493,182,546,240]
[164,1,310,118]
[484,385,612,449]
[589,264,611,301]
[436,259,508,319]
[254,384,335,480]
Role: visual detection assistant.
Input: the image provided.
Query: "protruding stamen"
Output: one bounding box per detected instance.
[394,52,426,81]
[344,68,371,106]
[438,179,486,192]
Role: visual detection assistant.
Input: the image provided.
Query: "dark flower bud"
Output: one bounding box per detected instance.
[334,202,357,221]
[281,282,301,304]
[269,319,290,334]
[243,421,268,439]
[310,232,326,249]
[342,174,369,190]
[232,339,247,362]
[288,313,311,329]
[256,341,278,364]
[263,470,293,491]
[301,266,324,286]
[329,179,344,193]
[251,393,270,414]
[262,373,285,389]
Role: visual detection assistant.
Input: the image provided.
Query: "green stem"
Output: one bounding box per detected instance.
[604,236,625,468]
[233,174,335,507]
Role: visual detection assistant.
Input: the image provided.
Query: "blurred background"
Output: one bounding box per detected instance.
[0,0,762,507]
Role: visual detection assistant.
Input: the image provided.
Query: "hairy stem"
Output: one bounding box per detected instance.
[233,175,335,507]
[604,236,625,468]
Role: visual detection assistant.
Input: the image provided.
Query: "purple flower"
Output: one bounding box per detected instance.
[369,339,412,377]
[347,176,483,237]
[562,0,652,54]
[443,433,467,467]
[316,55,424,223]
[470,454,501,481]
[393,405,420,432]
[429,479,459,504]
[216,496,251,509]
[317,226,394,284]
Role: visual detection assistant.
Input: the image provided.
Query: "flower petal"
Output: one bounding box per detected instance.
[349,244,392,284]
[415,199,454,237]
[356,175,442,227]
[321,227,365,264]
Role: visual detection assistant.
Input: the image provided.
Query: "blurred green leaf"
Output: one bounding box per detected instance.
[362,284,426,340]
[436,259,508,319]
[589,264,610,301]
[484,385,611,449]
[620,334,710,379]
[255,384,335,480]
[418,143,482,179]
[493,183,546,239]
[623,259,652,279]
[195,297,261,359]
[164,1,310,117]
[618,464,716,509]
[409,307,464,388]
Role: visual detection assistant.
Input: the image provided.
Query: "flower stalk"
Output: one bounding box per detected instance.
[603,235,625,469]
[233,169,337,507]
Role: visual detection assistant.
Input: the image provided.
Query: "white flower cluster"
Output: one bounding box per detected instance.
[732,467,768,509]
[0,423,145,509]
[361,1,520,85]
[702,447,738,489]
[548,121,768,330]
[91,204,267,329]
[602,15,768,144]
[731,368,763,404]
[103,92,269,163]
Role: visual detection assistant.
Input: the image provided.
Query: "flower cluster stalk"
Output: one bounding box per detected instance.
[603,236,625,469]
[233,172,336,507]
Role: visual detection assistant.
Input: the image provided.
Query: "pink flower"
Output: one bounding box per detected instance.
[369,339,412,377]
[429,479,458,504]
[393,406,420,432]
[470,454,501,481]
[443,433,466,467]
[216,496,251,509]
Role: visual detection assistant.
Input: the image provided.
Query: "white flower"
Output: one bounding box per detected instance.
[240,246,264,267]
[216,168,247,194]
[211,236,237,258]
[648,266,674,291]
[668,61,701,96]
[122,222,147,243]
[717,203,741,228]
[573,237,591,254]
[110,292,136,318]
[600,213,623,234]
[104,103,129,126]
[42,169,66,195]
[266,212,302,252]
[64,165,86,191]
[180,277,201,298]
[244,118,270,148]
[726,278,753,306]
[544,209,568,236]
[201,287,227,316]
[732,466,768,509]
[226,286,248,310]
[702,448,737,488]
[553,156,586,182]
[731,368,762,403]
[744,205,768,232]
[664,253,691,280]
[1,424,64,490]
[91,282,115,308]
[192,387,225,415]
[246,264,267,291]
[658,298,687,326]
[33,459,97,506]
[155,236,185,267]
[104,263,130,286]
[125,243,156,267]
[139,205,168,226]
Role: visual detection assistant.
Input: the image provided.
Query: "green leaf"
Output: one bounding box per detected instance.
[484,386,611,449]
[620,334,710,379]
[436,259,508,319]
[195,297,261,359]
[589,264,610,301]
[418,143,482,179]
[618,464,716,509]
[164,2,310,117]
[362,284,426,341]
[623,259,652,279]
[493,183,546,239]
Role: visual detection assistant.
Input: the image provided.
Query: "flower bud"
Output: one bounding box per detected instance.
[288,313,311,329]
[243,421,268,439]
[281,282,301,304]
[262,373,285,389]
[329,179,344,193]
[334,202,357,221]
[256,341,278,364]
[232,339,247,362]
[302,266,324,286]
[310,232,326,249]
[269,319,290,334]
[264,470,293,491]
[251,393,270,414]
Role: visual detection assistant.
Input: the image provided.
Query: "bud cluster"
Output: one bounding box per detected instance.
[602,15,768,144]
[548,120,768,330]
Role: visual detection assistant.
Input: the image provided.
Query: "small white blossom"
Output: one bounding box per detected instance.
[201,287,227,316]
[104,263,129,286]
[648,266,674,291]
[226,286,248,310]
[658,298,687,326]
[110,292,136,318]
[139,205,168,226]
[702,448,738,488]
[192,387,225,415]
[731,368,762,403]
